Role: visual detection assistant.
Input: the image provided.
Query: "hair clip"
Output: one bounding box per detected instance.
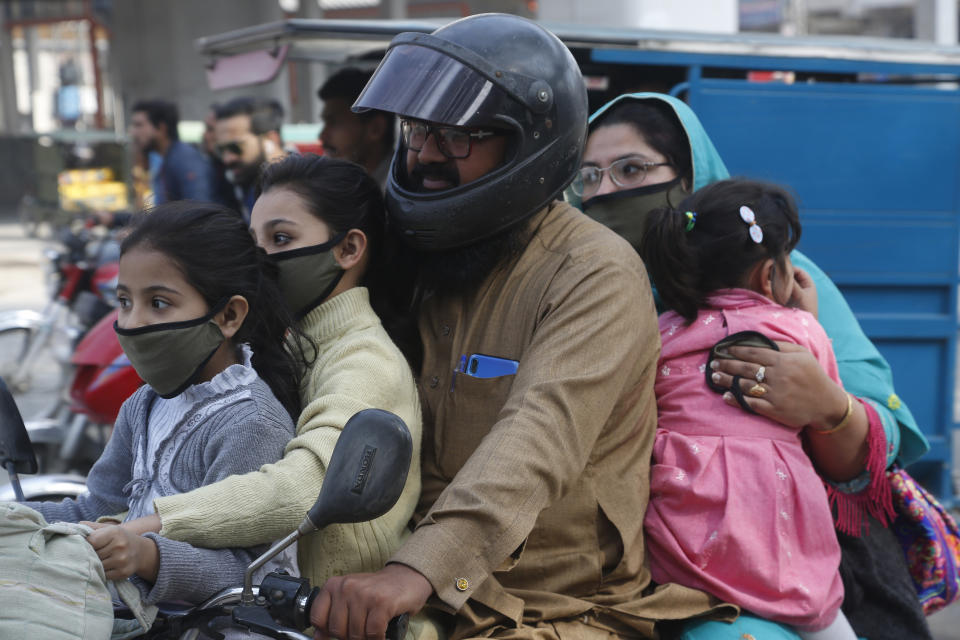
[684,211,697,232]
[739,205,763,243]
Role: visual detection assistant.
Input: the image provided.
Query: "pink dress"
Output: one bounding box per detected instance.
[644,288,843,631]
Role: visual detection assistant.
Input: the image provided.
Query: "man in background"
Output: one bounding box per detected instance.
[129,99,212,204]
[213,96,286,221]
[319,68,394,188]
[201,103,238,209]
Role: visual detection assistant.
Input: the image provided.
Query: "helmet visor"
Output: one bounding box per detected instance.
[353,44,508,128]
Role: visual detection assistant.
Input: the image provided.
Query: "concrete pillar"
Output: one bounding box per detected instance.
[108,0,287,122]
[0,13,21,133]
[783,0,809,37]
[916,0,958,44]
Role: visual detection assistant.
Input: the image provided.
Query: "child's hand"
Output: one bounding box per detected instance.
[83,523,159,582]
[120,514,162,536]
[786,267,818,318]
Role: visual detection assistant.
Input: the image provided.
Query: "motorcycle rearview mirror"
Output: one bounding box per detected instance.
[240,408,413,605]
[0,376,38,501]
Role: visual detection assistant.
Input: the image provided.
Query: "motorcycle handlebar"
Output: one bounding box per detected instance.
[299,586,409,640]
[253,573,409,640]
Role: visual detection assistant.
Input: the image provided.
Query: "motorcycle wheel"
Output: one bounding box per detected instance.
[0,327,69,412]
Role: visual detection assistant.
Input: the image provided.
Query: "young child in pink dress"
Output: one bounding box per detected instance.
[638,179,871,639]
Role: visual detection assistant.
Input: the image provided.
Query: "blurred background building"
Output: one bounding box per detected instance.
[0,0,957,137]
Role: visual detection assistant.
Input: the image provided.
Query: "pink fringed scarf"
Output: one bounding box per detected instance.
[822,398,896,536]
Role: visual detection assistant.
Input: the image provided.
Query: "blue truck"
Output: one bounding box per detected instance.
[198,19,960,500]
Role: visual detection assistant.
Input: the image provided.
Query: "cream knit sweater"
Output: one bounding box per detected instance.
[154,287,423,589]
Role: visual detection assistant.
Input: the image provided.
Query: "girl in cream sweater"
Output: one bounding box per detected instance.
[127,156,426,634]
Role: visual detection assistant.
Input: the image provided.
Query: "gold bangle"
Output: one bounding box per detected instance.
[810,393,854,435]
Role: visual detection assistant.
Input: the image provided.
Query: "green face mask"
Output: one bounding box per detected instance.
[582,177,690,252]
[271,234,346,317]
[114,305,227,398]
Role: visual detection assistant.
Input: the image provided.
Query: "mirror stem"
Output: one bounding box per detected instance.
[241,517,319,605]
[4,462,25,502]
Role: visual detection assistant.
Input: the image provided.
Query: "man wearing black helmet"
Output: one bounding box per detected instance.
[310,14,732,640]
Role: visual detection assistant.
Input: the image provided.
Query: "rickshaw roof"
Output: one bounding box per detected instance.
[196,17,960,73]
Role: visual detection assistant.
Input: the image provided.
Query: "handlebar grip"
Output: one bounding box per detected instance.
[386,614,409,640]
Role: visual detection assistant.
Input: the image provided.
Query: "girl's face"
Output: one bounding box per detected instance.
[582,123,679,201]
[250,187,333,254]
[116,246,210,329]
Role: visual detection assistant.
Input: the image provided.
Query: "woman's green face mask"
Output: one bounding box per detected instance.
[270,234,346,318]
[582,178,690,252]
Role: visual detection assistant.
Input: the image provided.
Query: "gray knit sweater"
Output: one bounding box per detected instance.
[27,368,294,605]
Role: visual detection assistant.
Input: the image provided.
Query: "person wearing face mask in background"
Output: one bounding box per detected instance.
[213,96,287,221]
[573,92,931,640]
[123,154,435,639]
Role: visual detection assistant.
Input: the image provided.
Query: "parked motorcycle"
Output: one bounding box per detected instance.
[0,220,120,407]
[0,377,86,502]
[22,306,141,475]
[1,375,412,639]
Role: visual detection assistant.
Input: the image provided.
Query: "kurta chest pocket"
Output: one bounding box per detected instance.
[438,368,517,477]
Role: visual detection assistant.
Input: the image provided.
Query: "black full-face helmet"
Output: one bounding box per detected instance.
[353,13,588,251]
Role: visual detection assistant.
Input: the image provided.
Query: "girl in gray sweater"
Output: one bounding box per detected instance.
[25,202,310,606]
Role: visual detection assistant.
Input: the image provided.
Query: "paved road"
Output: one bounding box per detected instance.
[2,214,960,637]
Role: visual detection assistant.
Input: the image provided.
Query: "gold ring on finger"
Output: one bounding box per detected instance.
[748,384,767,398]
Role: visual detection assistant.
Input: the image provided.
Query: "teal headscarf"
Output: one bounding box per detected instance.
[566,92,729,210]
[589,92,729,192]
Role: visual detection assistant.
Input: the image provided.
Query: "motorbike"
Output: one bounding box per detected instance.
[1,375,412,640]
[0,219,120,408]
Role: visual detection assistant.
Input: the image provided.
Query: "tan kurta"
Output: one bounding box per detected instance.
[392,202,733,639]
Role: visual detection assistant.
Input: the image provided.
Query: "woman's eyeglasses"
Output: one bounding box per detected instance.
[573,156,672,200]
[400,119,499,160]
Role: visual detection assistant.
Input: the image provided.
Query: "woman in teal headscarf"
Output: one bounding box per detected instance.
[574,92,931,640]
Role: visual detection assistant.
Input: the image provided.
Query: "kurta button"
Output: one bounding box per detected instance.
[455,577,469,591]
[441,324,450,336]
[429,376,439,388]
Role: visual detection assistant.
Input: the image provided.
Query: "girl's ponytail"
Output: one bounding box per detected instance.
[639,206,703,322]
[243,246,311,419]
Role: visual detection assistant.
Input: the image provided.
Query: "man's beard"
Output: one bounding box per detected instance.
[225,152,265,189]
[413,221,531,296]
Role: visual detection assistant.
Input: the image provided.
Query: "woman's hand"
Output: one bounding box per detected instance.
[81,521,159,582]
[709,341,869,481]
[710,341,846,429]
[786,267,818,319]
